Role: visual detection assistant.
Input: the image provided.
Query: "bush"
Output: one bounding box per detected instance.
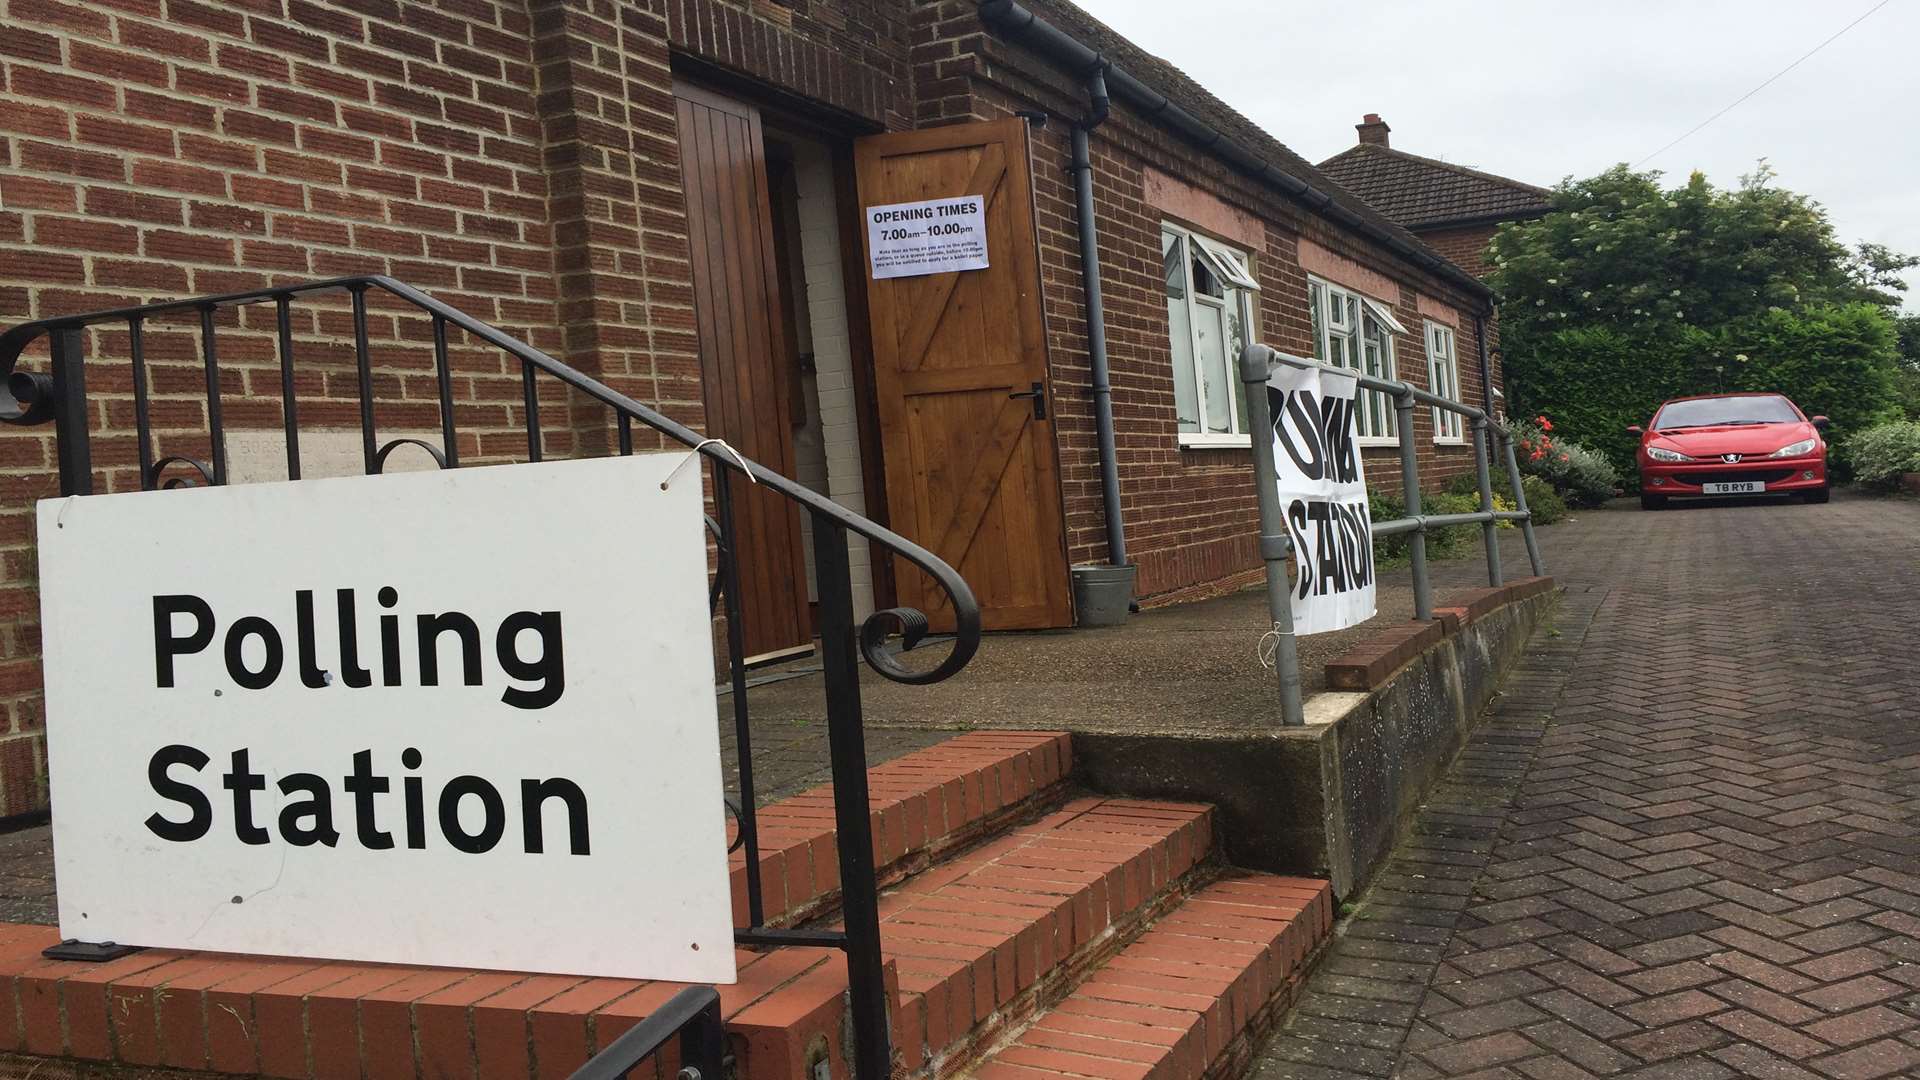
[1845,421,1920,490]
[1423,492,1483,557]
[1521,475,1569,525]
[1505,415,1620,506]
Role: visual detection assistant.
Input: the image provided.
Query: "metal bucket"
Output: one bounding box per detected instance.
[1071,563,1136,627]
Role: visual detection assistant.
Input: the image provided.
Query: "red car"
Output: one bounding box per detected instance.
[1629,393,1829,510]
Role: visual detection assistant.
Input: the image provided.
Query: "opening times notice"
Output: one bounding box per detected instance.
[865,195,990,279]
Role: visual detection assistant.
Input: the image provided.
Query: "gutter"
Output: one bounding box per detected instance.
[976,0,1493,302]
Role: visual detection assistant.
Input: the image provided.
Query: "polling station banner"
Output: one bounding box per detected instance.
[1269,361,1377,634]
[36,455,736,982]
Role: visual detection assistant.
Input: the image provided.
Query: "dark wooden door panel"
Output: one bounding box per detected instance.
[675,83,811,661]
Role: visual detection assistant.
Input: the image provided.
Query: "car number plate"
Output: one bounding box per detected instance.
[1701,481,1764,494]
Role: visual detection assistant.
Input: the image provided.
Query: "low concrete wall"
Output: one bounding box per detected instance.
[1072,582,1559,898]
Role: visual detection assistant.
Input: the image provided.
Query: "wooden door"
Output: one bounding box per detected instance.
[855,119,1072,630]
[674,83,812,662]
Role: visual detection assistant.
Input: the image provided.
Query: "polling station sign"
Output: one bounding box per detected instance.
[36,454,736,982]
[1269,360,1377,634]
[866,194,990,279]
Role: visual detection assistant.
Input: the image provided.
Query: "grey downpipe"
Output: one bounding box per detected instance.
[1473,309,1495,414]
[976,0,1493,303]
[1072,66,1126,566]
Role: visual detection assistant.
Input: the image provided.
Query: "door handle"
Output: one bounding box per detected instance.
[1009,382,1046,420]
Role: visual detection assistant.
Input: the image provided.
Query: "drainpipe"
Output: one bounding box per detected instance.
[1473,308,1495,414]
[1064,61,1135,625]
[1074,66,1124,566]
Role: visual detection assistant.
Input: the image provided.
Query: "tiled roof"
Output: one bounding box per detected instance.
[1316,143,1552,230]
[1014,0,1468,282]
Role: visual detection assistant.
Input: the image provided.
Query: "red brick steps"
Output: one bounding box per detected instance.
[883,797,1216,1075]
[0,731,1336,1080]
[966,876,1333,1080]
[731,731,1074,927]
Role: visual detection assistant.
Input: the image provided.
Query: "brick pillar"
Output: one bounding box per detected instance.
[529,0,695,453]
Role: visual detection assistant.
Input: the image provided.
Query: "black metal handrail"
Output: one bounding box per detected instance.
[1,275,983,1079]
[567,986,725,1080]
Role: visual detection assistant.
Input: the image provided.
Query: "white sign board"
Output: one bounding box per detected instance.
[1268,360,1377,634]
[37,454,736,983]
[865,195,989,279]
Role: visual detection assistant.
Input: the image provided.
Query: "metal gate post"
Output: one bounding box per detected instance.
[1394,392,1431,621]
[1238,345,1304,727]
[1497,427,1546,576]
[1471,417,1502,587]
[809,513,894,1078]
[49,328,92,497]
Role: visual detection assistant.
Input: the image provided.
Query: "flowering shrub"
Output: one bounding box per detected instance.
[1845,421,1920,491]
[1505,415,1619,508]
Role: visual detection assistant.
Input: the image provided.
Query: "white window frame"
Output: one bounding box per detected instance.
[1426,320,1465,444]
[1163,222,1261,448]
[1307,276,1400,445]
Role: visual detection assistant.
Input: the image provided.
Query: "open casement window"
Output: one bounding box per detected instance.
[1426,321,1464,442]
[1163,223,1258,445]
[1307,277,1399,443]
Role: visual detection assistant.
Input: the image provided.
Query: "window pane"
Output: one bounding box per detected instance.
[1169,290,1198,434]
[1194,300,1232,433]
[1191,253,1223,299]
[1162,230,1186,301]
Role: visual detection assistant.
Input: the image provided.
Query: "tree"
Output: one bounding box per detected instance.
[1488,163,1911,476]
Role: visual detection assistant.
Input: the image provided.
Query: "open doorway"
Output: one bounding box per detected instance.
[765,131,878,626]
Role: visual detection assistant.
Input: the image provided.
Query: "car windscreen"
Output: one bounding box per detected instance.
[1653,396,1799,430]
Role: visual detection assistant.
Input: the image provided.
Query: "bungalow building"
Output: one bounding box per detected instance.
[0,0,1505,814]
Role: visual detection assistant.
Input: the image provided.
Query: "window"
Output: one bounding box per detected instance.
[1163,223,1258,444]
[1426,321,1464,442]
[1307,278,1399,442]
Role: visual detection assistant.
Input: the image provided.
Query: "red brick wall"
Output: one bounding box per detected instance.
[0,0,595,816]
[1417,223,1498,279]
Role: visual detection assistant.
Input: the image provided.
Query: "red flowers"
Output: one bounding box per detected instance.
[1537,416,1554,431]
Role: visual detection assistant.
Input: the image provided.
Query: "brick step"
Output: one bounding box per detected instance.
[0,731,1075,1080]
[731,731,1075,928]
[882,796,1216,1076]
[964,875,1333,1080]
[710,795,1219,1079]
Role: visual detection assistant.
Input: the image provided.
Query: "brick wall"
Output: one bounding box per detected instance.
[1416,223,1497,279]
[0,0,605,817]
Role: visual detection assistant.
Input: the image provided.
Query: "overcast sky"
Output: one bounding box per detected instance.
[1075,0,1919,310]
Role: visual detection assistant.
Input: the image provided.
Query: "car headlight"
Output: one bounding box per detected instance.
[1768,438,1818,458]
[1646,446,1694,463]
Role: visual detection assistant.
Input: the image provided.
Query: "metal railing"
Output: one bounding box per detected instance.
[567,986,725,1080]
[1239,343,1545,726]
[1,276,981,1079]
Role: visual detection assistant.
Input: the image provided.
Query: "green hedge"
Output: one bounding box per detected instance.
[1507,302,1903,484]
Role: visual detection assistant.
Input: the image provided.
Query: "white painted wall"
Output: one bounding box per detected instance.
[792,141,874,620]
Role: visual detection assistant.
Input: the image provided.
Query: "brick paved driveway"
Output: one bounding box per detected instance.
[1259,491,1920,1080]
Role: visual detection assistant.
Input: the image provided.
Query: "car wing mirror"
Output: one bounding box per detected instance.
[1625,425,1644,436]
[1810,415,1830,431]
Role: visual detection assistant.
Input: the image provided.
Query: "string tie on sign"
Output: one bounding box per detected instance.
[662,438,757,490]
[1257,621,1287,671]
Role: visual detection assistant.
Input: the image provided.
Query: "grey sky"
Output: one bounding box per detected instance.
[1075,0,1919,310]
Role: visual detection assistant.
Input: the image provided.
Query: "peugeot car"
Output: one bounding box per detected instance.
[1629,393,1829,510]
